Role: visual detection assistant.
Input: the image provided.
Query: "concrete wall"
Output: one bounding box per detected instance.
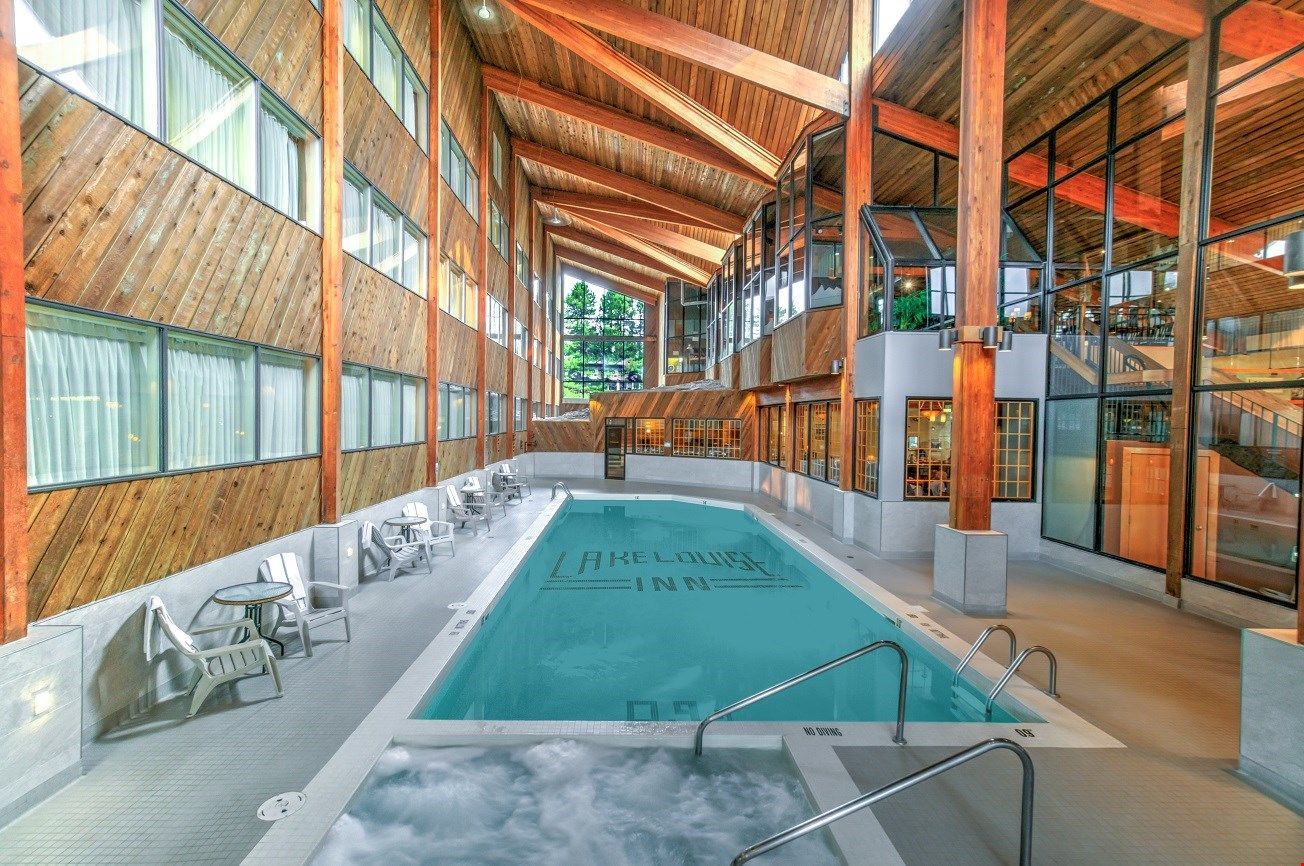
[626,455,753,490]
[1239,629,1304,810]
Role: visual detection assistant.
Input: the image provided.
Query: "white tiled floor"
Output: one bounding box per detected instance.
[0,478,1300,865]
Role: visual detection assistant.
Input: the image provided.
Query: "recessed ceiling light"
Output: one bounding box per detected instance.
[476,1,494,20]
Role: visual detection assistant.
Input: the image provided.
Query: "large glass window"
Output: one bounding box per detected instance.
[440,257,478,328]
[371,197,401,281]
[341,363,370,450]
[342,0,369,68]
[486,296,508,347]
[761,404,787,468]
[903,398,1037,501]
[665,280,708,374]
[343,167,370,258]
[26,304,161,486]
[486,391,505,435]
[562,276,646,399]
[166,333,256,470]
[259,349,320,459]
[439,121,479,219]
[634,418,666,455]
[854,399,879,497]
[1101,397,1171,568]
[671,419,742,459]
[437,382,476,441]
[1042,399,1098,549]
[369,370,401,447]
[342,363,425,450]
[401,375,426,444]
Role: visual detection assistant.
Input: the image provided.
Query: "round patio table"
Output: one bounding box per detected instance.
[213,581,292,656]
[384,514,427,542]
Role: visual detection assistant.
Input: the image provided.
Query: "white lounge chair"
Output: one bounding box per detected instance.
[493,464,526,502]
[400,501,456,558]
[498,461,532,497]
[361,520,432,582]
[474,471,511,516]
[258,553,351,658]
[445,484,491,533]
[144,596,282,717]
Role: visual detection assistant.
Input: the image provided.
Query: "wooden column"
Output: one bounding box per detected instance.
[0,0,27,642]
[840,0,874,492]
[319,0,344,523]
[784,385,795,472]
[475,84,489,467]
[425,0,442,484]
[948,0,1007,531]
[526,194,535,442]
[505,143,516,458]
[1165,8,1213,603]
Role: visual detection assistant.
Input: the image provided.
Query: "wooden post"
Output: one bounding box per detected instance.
[840,0,874,493]
[784,385,795,473]
[526,193,535,443]
[505,142,516,459]
[426,0,442,484]
[319,0,343,523]
[1165,6,1213,604]
[476,85,489,467]
[0,0,27,642]
[948,0,1007,531]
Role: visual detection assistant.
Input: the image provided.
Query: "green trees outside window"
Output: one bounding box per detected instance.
[562,279,646,400]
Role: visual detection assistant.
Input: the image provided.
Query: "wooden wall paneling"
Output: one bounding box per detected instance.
[476,82,489,469]
[341,446,425,514]
[441,7,481,160]
[427,0,442,485]
[505,135,517,458]
[771,308,841,383]
[321,0,343,522]
[342,258,427,373]
[437,436,476,478]
[342,59,429,226]
[486,343,508,396]
[437,313,478,383]
[180,0,324,127]
[530,418,594,452]
[0,0,24,639]
[441,185,479,274]
[739,335,773,390]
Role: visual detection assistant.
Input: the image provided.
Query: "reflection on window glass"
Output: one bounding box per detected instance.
[1111,123,1183,266]
[633,418,665,455]
[1050,190,1106,281]
[1049,282,1102,396]
[1100,397,1171,569]
[1043,398,1098,548]
[1105,259,1177,391]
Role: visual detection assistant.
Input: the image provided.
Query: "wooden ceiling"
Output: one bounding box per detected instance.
[458,0,1299,298]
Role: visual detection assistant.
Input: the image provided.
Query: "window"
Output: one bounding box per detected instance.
[400,221,425,294]
[259,95,313,223]
[486,296,508,346]
[342,0,369,68]
[488,200,509,260]
[794,403,809,473]
[437,382,476,440]
[370,13,400,110]
[491,133,505,186]
[401,375,426,443]
[563,277,646,399]
[903,398,1037,501]
[514,396,527,432]
[671,419,743,459]
[761,405,786,468]
[369,370,401,446]
[342,164,426,294]
[633,418,666,455]
[371,196,401,281]
[665,279,708,374]
[259,349,321,459]
[791,400,842,484]
[401,66,428,151]
[343,168,369,257]
[166,333,256,470]
[341,363,427,450]
[513,319,527,358]
[26,304,161,486]
[854,400,879,496]
[341,364,370,450]
[440,121,479,219]
[516,244,529,286]
[486,391,505,435]
[440,257,478,328]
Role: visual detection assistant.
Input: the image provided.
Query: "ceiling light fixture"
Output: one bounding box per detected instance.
[476,0,494,20]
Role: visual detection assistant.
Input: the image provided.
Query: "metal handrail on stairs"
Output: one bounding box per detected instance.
[550,481,572,500]
[953,624,1017,684]
[985,646,1059,717]
[731,738,1035,865]
[694,641,909,755]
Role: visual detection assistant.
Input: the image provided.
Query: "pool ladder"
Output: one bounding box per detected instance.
[550,481,573,501]
[952,625,1059,718]
[694,640,909,755]
[731,737,1035,866]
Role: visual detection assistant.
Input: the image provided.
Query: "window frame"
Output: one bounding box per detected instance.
[340,362,428,453]
[902,395,1038,502]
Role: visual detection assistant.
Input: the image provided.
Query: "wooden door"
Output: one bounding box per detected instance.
[604,421,626,480]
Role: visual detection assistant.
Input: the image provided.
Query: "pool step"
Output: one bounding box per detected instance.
[948,683,987,722]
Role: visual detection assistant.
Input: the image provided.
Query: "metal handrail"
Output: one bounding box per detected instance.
[953,624,1017,684]
[694,641,908,756]
[731,737,1034,866]
[550,481,572,500]
[985,646,1059,717]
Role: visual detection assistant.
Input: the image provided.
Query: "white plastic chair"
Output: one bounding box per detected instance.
[499,461,532,497]
[144,596,282,718]
[493,464,526,502]
[362,520,432,581]
[400,501,456,558]
[475,471,511,516]
[445,484,491,532]
[258,553,350,658]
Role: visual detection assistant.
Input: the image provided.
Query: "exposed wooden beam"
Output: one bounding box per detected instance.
[426,0,442,484]
[514,0,848,115]
[319,0,343,524]
[499,0,782,179]
[949,0,1007,533]
[0,0,27,641]
[553,248,664,300]
[1079,0,1204,38]
[1220,1,1304,80]
[482,65,770,188]
[535,188,722,232]
[513,138,744,233]
[566,209,727,263]
[559,217,711,285]
[543,223,678,277]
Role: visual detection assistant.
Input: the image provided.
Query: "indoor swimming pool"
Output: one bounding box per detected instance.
[419,498,1028,724]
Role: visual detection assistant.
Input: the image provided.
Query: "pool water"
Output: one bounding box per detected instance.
[421,499,1024,723]
[314,741,840,866]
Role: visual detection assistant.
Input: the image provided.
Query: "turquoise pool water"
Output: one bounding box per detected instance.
[421,499,1024,723]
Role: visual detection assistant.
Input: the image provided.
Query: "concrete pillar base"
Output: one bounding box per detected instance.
[1239,629,1304,813]
[313,520,360,594]
[932,524,1008,616]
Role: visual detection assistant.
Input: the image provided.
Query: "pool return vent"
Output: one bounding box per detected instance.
[257,792,306,821]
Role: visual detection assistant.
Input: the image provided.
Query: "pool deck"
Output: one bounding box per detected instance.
[0,478,1300,864]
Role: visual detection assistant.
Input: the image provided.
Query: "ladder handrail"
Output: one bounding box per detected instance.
[953,624,1017,684]
[985,645,1059,717]
[731,737,1035,866]
[694,640,908,756]
[550,481,572,501]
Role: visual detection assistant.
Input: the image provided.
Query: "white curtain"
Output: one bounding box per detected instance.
[370,372,400,446]
[371,22,400,110]
[401,377,424,443]
[401,224,423,293]
[26,307,159,486]
[164,17,253,189]
[18,0,149,129]
[343,0,369,67]
[372,202,400,279]
[341,366,369,449]
[449,386,465,439]
[167,336,255,469]
[260,353,318,459]
[259,107,302,220]
[344,176,368,258]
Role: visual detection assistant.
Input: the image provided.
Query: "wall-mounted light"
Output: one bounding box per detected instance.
[999,329,1015,352]
[937,328,957,351]
[980,325,1001,349]
[476,0,494,21]
[831,358,844,374]
[32,688,54,717]
[1285,229,1304,291]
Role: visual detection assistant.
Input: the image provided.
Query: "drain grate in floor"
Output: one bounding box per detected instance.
[257,792,306,821]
